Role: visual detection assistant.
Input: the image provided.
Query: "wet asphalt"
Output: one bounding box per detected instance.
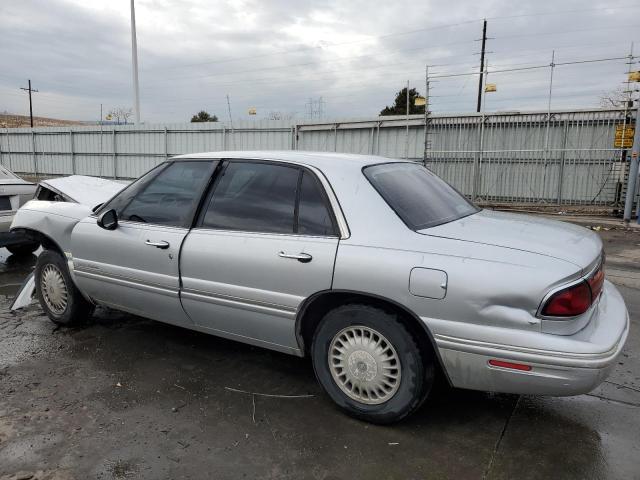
[0,247,638,480]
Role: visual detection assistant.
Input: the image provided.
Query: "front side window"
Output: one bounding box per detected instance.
[119,161,213,227]
[364,162,479,230]
[200,161,339,236]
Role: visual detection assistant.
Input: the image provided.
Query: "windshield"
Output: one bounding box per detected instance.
[364,162,479,230]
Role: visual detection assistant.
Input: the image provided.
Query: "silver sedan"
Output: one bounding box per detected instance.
[11,151,629,423]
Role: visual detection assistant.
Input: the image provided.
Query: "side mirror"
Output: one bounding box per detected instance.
[97,209,118,230]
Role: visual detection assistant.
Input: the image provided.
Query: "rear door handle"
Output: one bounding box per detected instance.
[145,240,170,249]
[278,251,312,263]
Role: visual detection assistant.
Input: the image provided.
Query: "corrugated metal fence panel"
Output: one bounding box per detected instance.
[0,110,631,208]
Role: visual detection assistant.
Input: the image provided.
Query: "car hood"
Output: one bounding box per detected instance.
[418,209,602,271]
[40,175,127,206]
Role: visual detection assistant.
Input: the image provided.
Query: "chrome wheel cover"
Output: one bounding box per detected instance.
[40,264,69,315]
[328,325,401,405]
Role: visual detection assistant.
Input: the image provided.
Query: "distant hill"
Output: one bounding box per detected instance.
[0,113,84,128]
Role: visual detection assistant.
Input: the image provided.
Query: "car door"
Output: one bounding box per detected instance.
[71,160,215,327]
[180,160,341,353]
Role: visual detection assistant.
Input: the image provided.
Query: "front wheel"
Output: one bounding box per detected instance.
[35,249,94,326]
[311,304,433,424]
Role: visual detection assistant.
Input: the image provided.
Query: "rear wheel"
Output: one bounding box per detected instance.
[6,241,39,256]
[311,304,433,424]
[35,249,94,326]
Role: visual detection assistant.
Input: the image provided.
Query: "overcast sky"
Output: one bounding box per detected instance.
[1,0,639,123]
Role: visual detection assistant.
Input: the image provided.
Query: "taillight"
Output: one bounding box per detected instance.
[588,267,604,300]
[541,281,592,317]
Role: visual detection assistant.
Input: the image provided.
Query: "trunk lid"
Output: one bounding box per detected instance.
[419,209,602,271]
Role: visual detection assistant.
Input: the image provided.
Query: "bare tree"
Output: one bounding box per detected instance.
[107,107,134,125]
[599,86,633,109]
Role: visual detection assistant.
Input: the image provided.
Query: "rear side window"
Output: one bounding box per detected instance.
[119,161,213,227]
[202,162,299,234]
[364,162,479,230]
[200,161,338,236]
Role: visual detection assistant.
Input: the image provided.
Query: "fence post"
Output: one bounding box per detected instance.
[31,131,38,178]
[623,99,640,222]
[222,126,227,150]
[334,124,338,152]
[557,120,569,204]
[164,127,168,160]
[472,114,485,201]
[4,129,12,171]
[70,129,76,174]
[369,126,374,154]
[112,130,117,179]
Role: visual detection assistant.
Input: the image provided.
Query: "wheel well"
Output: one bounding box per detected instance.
[296,290,450,384]
[14,228,63,255]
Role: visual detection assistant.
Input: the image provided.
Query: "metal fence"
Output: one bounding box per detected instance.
[0,109,635,209]
[424,109,633,207]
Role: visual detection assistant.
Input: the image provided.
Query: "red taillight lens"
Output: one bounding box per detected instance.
[588,267,604,300]
[542,281,592,317]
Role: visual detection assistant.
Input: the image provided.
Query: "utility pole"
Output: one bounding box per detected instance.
[423,65,430,165]
[130,0,141,124]
[20,80,38,128]
[405,80,410,160]
[476,19,487,113]
[226,94,235,149]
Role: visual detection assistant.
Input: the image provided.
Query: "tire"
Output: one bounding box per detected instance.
[35,249,94,326]
[6,241,39,256]
[311,304,433,424]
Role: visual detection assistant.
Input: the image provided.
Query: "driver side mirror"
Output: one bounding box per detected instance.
[97,209,118,230]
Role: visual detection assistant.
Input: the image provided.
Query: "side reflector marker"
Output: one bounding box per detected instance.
[488,359,532,371]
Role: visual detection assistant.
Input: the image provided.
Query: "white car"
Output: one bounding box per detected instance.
[10,152,629,423]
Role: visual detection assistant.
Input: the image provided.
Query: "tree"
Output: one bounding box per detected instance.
[380,87,425,116]
[107,107,133,125]
[599,86,634,109]
[191,111,218,122]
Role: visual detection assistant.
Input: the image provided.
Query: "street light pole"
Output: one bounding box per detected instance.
[130,0,141,124]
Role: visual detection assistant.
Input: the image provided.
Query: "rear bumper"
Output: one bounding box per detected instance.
[432,280,629,396]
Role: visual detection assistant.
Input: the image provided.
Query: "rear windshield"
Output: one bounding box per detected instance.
[364,162,479,230]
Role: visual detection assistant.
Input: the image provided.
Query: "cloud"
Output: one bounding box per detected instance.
[0,0,638,123]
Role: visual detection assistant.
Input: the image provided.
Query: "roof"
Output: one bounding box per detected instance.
[171,150,404,172]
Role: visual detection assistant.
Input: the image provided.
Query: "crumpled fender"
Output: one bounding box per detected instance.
[10,200,93,253]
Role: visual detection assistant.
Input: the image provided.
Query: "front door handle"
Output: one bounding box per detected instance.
[145,239,170,249]
[278,251,313,263]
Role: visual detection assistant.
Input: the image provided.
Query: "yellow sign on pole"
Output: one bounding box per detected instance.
[614,124,635,148]
[629,71,640,82]
[248,107,257,115]
[484,83,497,93]
[414,96,426,106]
